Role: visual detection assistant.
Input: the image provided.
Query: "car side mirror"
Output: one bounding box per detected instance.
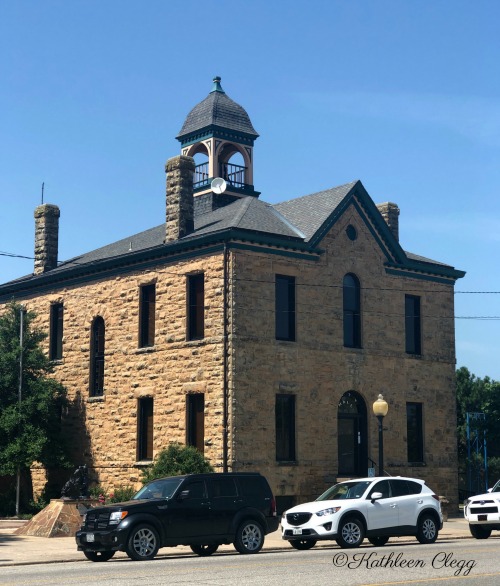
[177,490,190,501]
[487,488,493,493]
[370,492,383,502]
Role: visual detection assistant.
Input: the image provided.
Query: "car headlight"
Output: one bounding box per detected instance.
[109,511,128,525]
[316,507,341,517]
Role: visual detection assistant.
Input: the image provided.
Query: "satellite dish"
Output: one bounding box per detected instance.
[211,177,227,194]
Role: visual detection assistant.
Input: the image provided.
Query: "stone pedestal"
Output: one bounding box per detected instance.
[14,499,97,538]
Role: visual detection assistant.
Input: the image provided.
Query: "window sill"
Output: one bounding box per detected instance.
[134,460,153,467]
[87,395,105,403]
[135,346,156,354]
[276,460,298,466]
[407,461,426,467]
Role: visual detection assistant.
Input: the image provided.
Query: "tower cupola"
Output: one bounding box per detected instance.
[176,77,259,201]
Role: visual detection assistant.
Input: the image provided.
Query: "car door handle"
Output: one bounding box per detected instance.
[390,504,397,508]
[201,501,211,507]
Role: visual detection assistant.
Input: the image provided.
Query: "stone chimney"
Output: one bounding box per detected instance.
[165,155,195,242]
[376,202,400,241]
[34,203,60,275]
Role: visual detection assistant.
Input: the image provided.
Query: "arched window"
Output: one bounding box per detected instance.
[90,317,105,397]
[343,273,361,348]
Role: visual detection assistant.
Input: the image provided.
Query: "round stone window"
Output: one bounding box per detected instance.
[346,224,357,241]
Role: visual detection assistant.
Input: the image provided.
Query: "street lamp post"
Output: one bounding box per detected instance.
[373,394,389,477]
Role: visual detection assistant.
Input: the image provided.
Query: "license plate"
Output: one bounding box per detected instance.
[478,515,488,521]
[293,528,302,535]
[86,533,95,542]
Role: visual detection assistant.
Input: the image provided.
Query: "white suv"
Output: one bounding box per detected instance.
[464,479,500,539]
[281,477,442,549]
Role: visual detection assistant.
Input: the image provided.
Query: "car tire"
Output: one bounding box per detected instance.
[289,539,317,550]
[416,514,439,544]
[335,516,365,548]
[126,524,160,561]
[234,520,264,554]
[190,543,219,556]
[83,550,115,562]
[469,524,492,539]
[368,536,389,547]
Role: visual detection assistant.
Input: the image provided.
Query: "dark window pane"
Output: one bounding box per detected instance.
[276,394,296,461]
[187,393,205,453]
[90,317,105,397]
[139,284,156,348]
[343,274,361,348]
[188,274,204,340]
[138,397,154,461]
[407,402,424,462]
[275,275,296,341]
[390,479,410,497]
[49,303,64,360]
[405,295,421,354]
[211,477,238,497]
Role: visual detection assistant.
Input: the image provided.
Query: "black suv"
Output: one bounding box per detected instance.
[76,473,278,561]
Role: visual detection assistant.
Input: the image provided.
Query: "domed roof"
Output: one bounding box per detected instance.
[177,77,259,140]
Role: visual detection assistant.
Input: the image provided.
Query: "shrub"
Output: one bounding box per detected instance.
[141,443,214,483]
[108,485,136,503]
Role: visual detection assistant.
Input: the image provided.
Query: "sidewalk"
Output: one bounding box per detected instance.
[0,517,472,567]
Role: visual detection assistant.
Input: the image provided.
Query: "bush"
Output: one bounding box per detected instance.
[108,485,136,503]
[141,443,214,483]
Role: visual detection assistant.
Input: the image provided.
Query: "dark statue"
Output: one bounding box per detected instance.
[61,465,89,499]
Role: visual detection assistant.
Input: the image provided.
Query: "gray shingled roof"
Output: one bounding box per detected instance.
[273,181,358,241]
[177,81,258,139]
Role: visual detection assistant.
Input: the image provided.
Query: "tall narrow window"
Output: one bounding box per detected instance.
[188,273,204,340]
[137,397,154,461]
[49,303,64,360]
[187,393,205,453]
[275,275,296,341]
[90,317,105,397]
[407,402,424,462]
[343,273,361,348]
[139,284,156,347]
[276,394,296,461]
[405,295,421,354]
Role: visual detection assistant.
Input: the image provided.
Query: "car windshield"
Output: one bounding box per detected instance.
[133,478,184,500]
[316,481,372,501]
[490,479,500,493]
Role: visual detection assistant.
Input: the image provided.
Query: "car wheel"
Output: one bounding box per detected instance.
[336,517,365,548]
[368,536,389,547]
[234,520,264,554]
[289,539,317,550]
[416,514,439,544]
[83,550,115,562]
[126,524,160,561]
[469,524,492,539]
[190,544,219,556]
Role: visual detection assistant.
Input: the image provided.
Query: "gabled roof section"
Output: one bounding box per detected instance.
[177,77,258,141]
[0,179,464,298]
[273,181,358,242]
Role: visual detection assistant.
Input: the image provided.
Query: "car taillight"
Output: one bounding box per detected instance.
[271,497,277,517]
[432,494,440,501]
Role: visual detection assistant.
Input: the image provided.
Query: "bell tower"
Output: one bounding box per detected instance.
[176,77,260,202]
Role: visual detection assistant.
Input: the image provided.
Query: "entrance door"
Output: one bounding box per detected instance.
[338,391,367,476]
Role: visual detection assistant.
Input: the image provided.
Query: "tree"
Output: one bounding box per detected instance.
[456,366,500,491]
[141,443,214,483]
[0,302,68,510]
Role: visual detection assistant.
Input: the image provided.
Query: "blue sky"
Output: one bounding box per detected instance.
[1,0,499,379]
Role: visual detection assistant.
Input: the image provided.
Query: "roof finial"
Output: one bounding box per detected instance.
[210,76,225,94]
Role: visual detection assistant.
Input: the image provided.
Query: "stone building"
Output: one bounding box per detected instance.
[0,78,465,509]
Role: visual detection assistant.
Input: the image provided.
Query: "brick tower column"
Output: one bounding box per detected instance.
[165,155,195,242]
[34,203,60,275]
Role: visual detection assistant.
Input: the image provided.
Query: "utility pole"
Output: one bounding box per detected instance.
[16,306,25,517]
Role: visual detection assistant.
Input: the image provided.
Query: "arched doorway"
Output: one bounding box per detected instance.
[338,391,367,476]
